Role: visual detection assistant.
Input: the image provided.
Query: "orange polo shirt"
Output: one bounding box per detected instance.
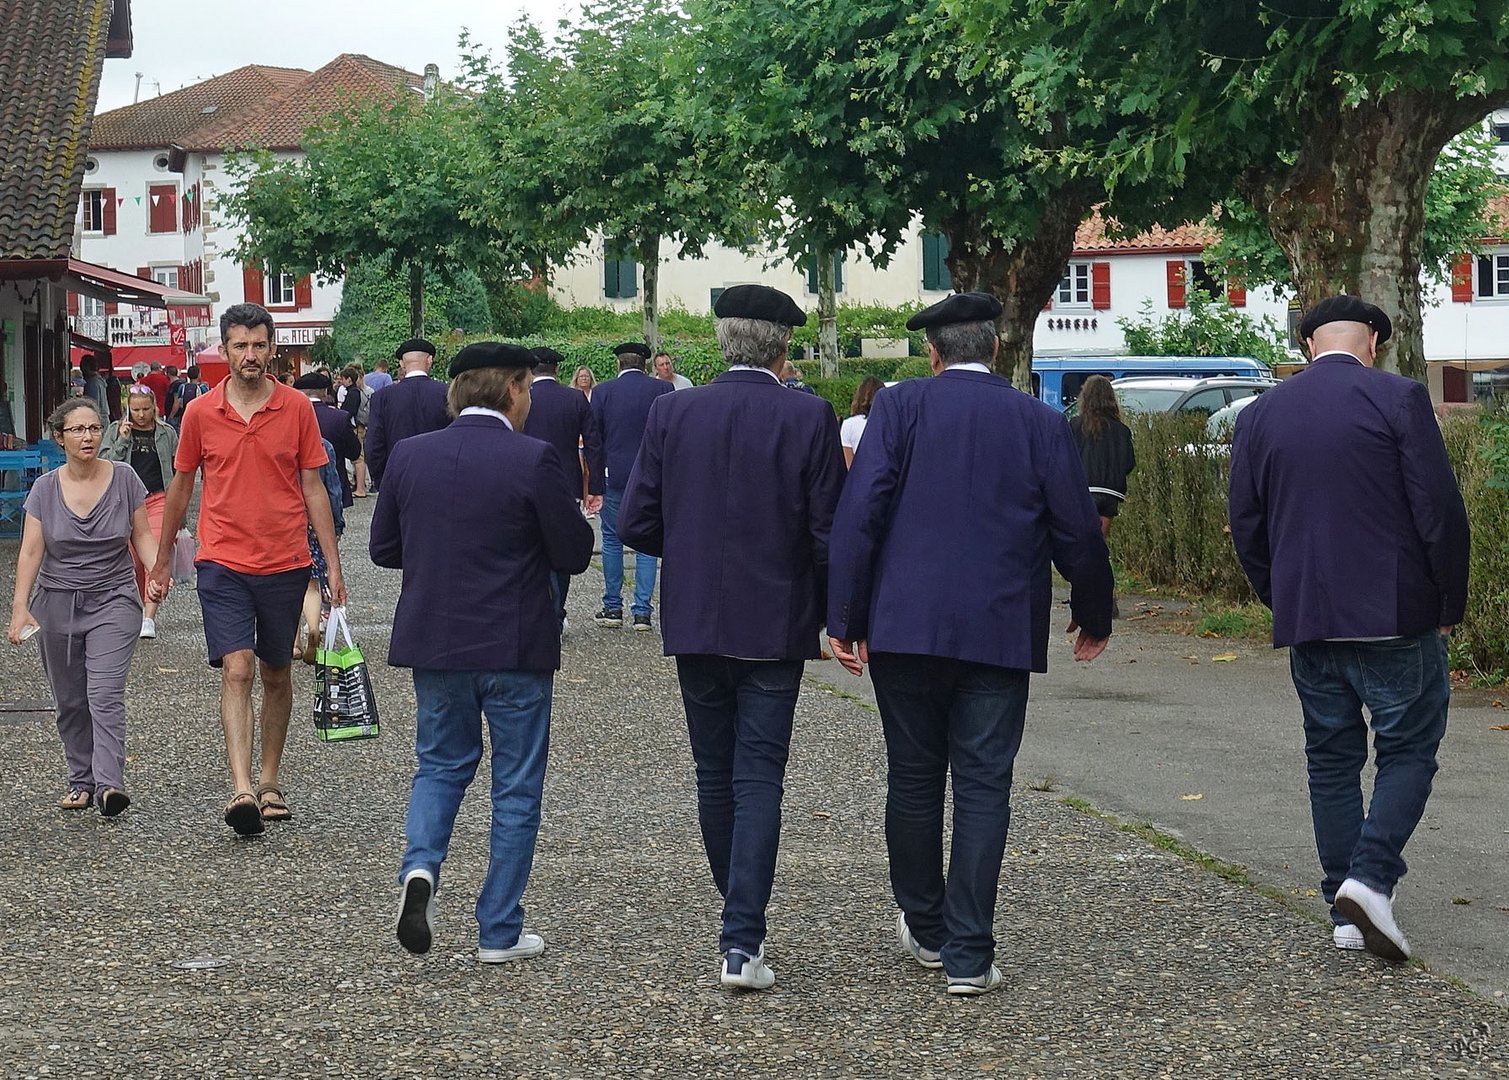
[175,378,328,575]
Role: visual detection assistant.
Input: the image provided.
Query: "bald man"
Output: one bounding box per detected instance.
[1229,296,1469,965]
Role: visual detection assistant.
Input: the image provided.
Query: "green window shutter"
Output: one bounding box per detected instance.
[805,254,818,295]
[605,241,637,299]
[618,255,637,298]
[806,252,843,294]
[922,233,952,291]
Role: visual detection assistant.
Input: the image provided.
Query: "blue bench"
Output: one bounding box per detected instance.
[0,446,58,538]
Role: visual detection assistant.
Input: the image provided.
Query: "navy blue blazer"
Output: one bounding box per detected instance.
[522,376,604,499]
[827,368,1113,672]
[618,369,846,660]
[369,415,595,672]
[590,369,675,488]
[365,374,451,488]
[311,400,359,508]
[1228,352,1469,647]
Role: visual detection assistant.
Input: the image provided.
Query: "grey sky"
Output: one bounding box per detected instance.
[95,0,582,114]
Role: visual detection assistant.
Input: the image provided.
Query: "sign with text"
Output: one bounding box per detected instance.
[276,325,328,347]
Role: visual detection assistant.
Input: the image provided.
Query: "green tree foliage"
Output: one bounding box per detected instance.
[973,0,1509,380]
[470,3,752,352]
[221,81,500,335]
[329,256,493,369]
[1117,291,1292,368]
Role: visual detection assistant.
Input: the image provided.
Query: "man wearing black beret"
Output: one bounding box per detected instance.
[522,347,605,631]
[590,341,674,629]
[1229,296,1468,964]
[374,340,593,966]
[293,371,360,509]
[827,290,1114,995]
[620,283,846,991]
[365,337,449,490]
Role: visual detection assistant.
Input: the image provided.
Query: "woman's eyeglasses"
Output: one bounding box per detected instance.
[62,425,104,436]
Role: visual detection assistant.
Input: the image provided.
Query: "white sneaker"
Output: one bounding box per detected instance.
[395,868,436,955]
[139,616,157,639]
[897,912,942,968]
[1334,878,1410,962]
[478,931,546,964]
[946,964,1004,996]
[720,947,776,991]
[1332,924,1365,951]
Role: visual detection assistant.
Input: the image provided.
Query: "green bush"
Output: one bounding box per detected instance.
[1113,412,1255,603]
[1117,289,1292,367]
[1441,411,1509,680]
[806,376,860,419]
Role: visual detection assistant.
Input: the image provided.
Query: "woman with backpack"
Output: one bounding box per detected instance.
[338,365,372,498]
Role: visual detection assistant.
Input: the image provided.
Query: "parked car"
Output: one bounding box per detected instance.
[1098,375,1279,416]
[1034,355,1272,410]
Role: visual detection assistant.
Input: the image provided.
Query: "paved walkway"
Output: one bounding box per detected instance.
[0,504,1504,1078]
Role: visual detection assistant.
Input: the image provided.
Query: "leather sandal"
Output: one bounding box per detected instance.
[99,788,131,818]
[224,791,265,836]
[59,788,93,810]
[256,783,291,822]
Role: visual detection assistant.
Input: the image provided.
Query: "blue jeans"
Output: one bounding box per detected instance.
[869,652,1029,979]
[401,668,553,950]
[676,655,803,954]
[1289,631,1450,919]
[601,485,657,617]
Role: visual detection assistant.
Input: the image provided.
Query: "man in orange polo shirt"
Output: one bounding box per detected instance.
[149,303,346,837]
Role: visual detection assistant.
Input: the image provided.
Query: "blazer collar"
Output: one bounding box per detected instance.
[1310,350,1367,367]
[715,369,784,385]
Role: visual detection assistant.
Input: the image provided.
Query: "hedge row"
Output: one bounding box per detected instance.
[1112,410,1509,677]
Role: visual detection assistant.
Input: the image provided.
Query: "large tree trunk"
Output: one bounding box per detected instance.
[816,245,840,377]
[408,259,424,336]
[639,232,662,352]
[1245,88,1509,381]
[944,189,1094,391]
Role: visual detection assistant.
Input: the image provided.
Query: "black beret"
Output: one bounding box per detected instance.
[1298,295,1393,345]
[393,337,436,360]
[713,284,807,327]
[292,372,331,391]
[450,341,536,377]
[531,347,565,368]
[905,291,1003,331]
[613,341,652,359]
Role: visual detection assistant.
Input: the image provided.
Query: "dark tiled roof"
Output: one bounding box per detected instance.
[0,0,113,261]
[176,54,423,152]
[89,65,311,149]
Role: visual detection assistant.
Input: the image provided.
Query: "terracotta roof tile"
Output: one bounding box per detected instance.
[0,0,113,261]
[1073,208,1219,255]
[175,54,423,152]
[89,65,311,149]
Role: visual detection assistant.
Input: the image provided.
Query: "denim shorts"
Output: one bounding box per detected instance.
[195,561,311,669]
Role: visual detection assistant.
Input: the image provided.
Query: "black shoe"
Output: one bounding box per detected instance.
[595,608,623,627]
[396,870,436,955]
[632,613,652,632]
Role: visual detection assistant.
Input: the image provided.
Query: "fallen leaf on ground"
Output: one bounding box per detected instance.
[812,811,832,819]
[1179,793,1204,801]
[1211,653,1238,663]
[1200,630,1221,638]
[1490,724,1509,732]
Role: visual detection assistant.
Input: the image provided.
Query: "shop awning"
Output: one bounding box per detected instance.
[60,258,175,308]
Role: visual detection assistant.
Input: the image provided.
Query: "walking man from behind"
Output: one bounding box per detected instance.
[364,338,450,490]
[522,347,605,630]
[591,341,674,631]
[1229,296,1469,962]
[620,285,845,991]
[827,292,1113,995]
[148,302,345,836]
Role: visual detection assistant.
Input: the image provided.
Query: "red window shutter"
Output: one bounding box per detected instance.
[294,275,313,309]
[182,191,191,232]
[1166,260,1187,309]
[1451,254,1474,303]
[105,302,118,316]
[67,291,79,316]
[1227,281,1247,308]
[1091,262,1111,310]
[101,188,117,235]
[147,184,177,234]
[243,265,265,304]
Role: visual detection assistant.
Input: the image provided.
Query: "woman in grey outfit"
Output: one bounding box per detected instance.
[7,399,163,815]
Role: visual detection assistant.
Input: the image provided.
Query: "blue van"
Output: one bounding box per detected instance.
[1033,355,1272,410]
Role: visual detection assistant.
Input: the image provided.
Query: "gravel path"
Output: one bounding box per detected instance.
[0,503,1503,1078]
